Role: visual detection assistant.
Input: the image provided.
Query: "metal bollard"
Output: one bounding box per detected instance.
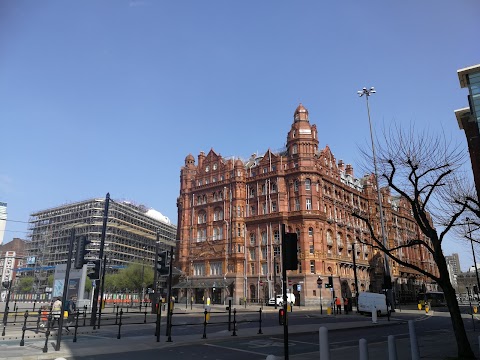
[388,335,398,360]
[73,311,80,343]
[319,326,330,360]
[14,307,18,323]
[36,309,41,334]
[371,307,377,324]
[258,308,263,334]
[20,311,29,346]
[117,309,123,339]
[359,338,369,360]
[83,305,87,327]
[155,304,161,342]
[408,320,420,360]
[202,309,208,339]
[115,305,119,325]
[43,314,52,353]
[33,301,37,312]
[144,309,147,324]
[232,308,237,336]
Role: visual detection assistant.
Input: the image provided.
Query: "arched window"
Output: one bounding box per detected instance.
[250,233,256,246]
[305,178,311,191]
[308,227,313,236]
[197,211,207,224]
[213,208,223,221]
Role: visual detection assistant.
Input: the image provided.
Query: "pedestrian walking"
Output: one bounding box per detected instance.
[64,296,77,331]
[335,297,342,314]
[344,297,349,314]
[52,297,62,327]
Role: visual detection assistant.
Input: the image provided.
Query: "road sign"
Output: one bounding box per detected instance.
[288,280,293,286]
[317,277,323,285]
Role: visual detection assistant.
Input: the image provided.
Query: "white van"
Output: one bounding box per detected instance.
[268,293,296,306]
[358,292,388,316]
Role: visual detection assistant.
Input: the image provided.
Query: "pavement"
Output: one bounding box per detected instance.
[0,303,479,360]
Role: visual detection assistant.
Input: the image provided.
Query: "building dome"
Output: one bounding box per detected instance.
[235,159,243,168]
[294,103,309,122]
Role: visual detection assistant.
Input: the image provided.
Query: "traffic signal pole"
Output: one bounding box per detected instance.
[152,237,159,314]
[90,193,110,326]
[97,255,107,329]
[55,227,75,351]
[166,246,174,341]
[281,224,289,360]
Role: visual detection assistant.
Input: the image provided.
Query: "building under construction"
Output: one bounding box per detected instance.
[26,197,176,283]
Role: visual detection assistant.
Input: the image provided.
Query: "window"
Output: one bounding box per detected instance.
[274,230,280,243]
[294,180,299,192]
[197,211,207,224]
[213,163,217,170]
[306,198,312,210]
[250,206,256,216]
[295,198,300,211]
[308,227,313,236]
[205,165,210,172]
[263,167,268,174]
[261,184,266,195]
[262,202,267,214]
[250,233,256,246]
[292,144,298,154]
[210,261,222,275]
[305,178,311,190]
[271,182,277,193]
[309,243,314,254]
[194,263,205,276]
[261,232,267,245]
[261,247,267,259]
[262,263,268,275]
[250,263,255,275]
[249,248,256,260]
[213,208,223,221]
[310,260,316,274]
[274,246,280,256]
[196,229,206,242]
[237,206,241,217]
[271,201,277,212]
[213,227,223,240]
[250,188,255,198]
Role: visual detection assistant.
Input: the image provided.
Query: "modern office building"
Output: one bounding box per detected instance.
[0,202,7,245]
[456,64,480,200]
[176,104,437,305]
[26,197,176,279]
[445,253,461,276]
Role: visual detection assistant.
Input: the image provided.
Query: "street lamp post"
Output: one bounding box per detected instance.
[141,246,147,310]
[358,87,394,308]
[466,217,480,297]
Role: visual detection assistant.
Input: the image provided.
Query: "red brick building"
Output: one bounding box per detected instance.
[176,104,437,306]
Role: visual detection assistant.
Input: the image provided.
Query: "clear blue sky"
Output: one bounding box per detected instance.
[1,1,479,270]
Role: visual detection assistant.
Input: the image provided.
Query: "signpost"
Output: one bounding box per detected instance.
[317,277,323,314]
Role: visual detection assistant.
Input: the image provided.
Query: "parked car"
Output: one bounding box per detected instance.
[357,292,388,316]
[268,293,295,306]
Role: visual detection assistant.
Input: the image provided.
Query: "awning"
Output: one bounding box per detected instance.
[173,278,233,289]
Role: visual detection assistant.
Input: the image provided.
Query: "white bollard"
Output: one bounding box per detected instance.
[388,335,398,360]
[409,320,420,360]
[359,338,369,360]
[371,306,377,324]
[319,326,330,360]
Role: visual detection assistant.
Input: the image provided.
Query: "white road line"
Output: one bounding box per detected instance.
[204,343,268,356]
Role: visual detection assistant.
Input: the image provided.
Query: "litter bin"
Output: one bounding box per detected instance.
[327,307,332,315]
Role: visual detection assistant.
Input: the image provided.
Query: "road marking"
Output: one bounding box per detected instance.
[204,343,268,356]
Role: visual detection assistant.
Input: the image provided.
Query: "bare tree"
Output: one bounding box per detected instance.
[353,125,476,359]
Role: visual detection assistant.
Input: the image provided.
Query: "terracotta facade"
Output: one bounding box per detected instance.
[176,104,437,306]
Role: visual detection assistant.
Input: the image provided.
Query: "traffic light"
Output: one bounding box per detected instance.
[74,235,91,269]
[325,276,333,288]
[2,280,11,289]
[278,308,286,325]
[156,250,169,275]
[87,260,101,280]
[284,232,298,270]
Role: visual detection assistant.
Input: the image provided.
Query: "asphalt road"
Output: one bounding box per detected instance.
[62,308,471,360]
